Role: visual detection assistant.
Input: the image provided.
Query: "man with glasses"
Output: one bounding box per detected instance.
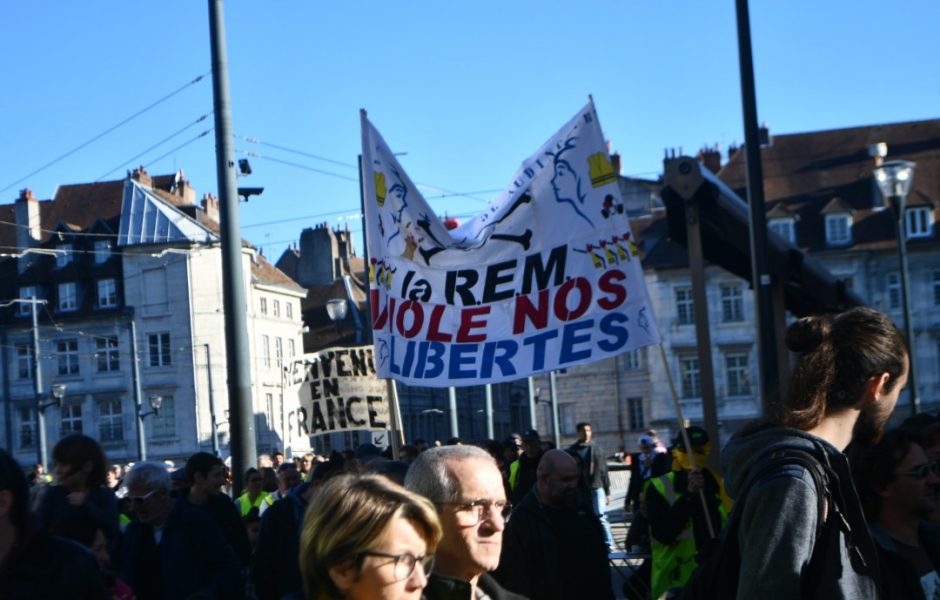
[406,445,526,600]
[853,428,940,599]
[118,461,243,599]
[495,449,614,600]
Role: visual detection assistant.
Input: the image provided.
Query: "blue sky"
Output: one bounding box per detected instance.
[2,1,938,262]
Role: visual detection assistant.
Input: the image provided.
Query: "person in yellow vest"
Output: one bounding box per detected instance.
[236,467,274,517]
[645,426,732,599]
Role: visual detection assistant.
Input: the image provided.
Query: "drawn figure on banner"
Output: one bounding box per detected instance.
[373,167,408,247]
[550,137,595,228]
[450,190,535,253]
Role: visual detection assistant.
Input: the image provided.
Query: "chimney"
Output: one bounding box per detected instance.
[14,189,41,274]
[758,123,772,148]
[131,165,153,188]
[697,145,722,174]
[172,169,196,205]
[201,193,220,223]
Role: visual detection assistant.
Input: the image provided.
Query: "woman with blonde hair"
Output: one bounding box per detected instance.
[299,473,442,600]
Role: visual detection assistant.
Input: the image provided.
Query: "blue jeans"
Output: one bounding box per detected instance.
[592,487,615,548]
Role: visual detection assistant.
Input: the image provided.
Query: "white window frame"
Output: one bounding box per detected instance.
[559,403,577,435]
[55,243,73,267]
[96,336,120,372]
[906,207,933,239]
[60,404,83,436]
[16,344,32,380]
[288,338,296,359]
[58,282,77,312]
[721,284,744,322]
[275,337,283,367]
[675,287,694,325]
[726,352,751,397]
[273,300,280,318]
[19,408,36,448]
[151,395,175,438]
[769,218,796,244]
[93,240,112,264]
[260,297,268,315]
[97,278,117,308]
[627,397,645,431]
[887,273,901,310]
[148,333,172,368]
[825,213,852,245]
[680,356,701,399]
[262,335,271,367]
[286,302,293,319]
[98,399,124,443]
[623,349,642,370]
[57,339,80,376]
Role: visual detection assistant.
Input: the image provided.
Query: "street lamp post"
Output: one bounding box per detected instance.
[37,383,66,470]
[136,394,163,461]
[873,159,919,415]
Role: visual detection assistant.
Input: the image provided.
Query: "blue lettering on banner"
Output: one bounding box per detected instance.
[449,344,477,379]
[559,319,594,363]
[522,329,559,371]
[480,340,518,378]
[598,312,629,352]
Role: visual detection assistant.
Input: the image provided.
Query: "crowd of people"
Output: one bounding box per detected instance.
[1,306,939,599]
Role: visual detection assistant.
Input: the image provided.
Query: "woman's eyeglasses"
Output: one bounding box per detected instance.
[359,551,434,581]
[897,461,940,480]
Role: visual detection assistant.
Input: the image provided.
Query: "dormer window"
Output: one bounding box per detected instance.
[55,244,73,267]
[768,218,796,244]
[906,207,933,238]
[94,240,112,264]
[825,214,852,245]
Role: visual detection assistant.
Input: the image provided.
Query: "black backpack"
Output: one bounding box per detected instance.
[677,447,835,600]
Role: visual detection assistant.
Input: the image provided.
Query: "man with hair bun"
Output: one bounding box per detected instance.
[721,307,909,598]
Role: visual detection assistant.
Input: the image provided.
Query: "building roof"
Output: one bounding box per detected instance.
[717,118,940,253]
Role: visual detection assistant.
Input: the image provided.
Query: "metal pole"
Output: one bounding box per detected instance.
[735,0,780,415]
[685,200,721,465]
[209,0,256,494]
[387,379,403,459]
[32,298,46,469]
[205,344,220,456]
[484,384,494,439]
[448,386,459,438]
[549,371,561,448]
[893,202,920,414]
[130,320,146,461]
[527,376,538,429]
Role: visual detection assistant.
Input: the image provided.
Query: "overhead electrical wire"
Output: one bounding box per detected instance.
[1,71,211,194]
[96,113,213,181]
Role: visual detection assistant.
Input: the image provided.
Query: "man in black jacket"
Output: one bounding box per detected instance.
[569,421,614,549]
[495,449,613,600]
[119,461,243,599]
[0,449,107,599]
[181,452,251,565]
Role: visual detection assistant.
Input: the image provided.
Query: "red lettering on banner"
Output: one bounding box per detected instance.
[457,306,491,342]
[554,277,591,321]
[427,305,452,342]
[512,289,550,334]
[597,269,627,310]
[396,300,423,338]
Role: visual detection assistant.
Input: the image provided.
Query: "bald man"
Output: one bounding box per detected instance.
[494,449,614,600]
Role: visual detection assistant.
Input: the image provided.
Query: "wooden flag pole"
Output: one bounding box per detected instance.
[658,343,716,539]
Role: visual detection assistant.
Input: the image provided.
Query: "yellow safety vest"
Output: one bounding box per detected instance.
[237,491,273,517]
[508,460,521,491]
[648,472,728,600]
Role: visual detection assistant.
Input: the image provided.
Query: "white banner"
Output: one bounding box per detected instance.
[285,347,390,437]
[360,102,660,387]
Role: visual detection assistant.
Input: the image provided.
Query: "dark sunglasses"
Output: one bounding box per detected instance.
[898,461,940,480]
[127,488,159,505]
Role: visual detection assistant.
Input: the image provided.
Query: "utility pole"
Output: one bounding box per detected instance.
[208,0,256,493]
[31,298,46,469]
[130,320,146,460]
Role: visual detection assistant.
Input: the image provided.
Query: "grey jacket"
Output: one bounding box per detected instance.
[722,426,880,599]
